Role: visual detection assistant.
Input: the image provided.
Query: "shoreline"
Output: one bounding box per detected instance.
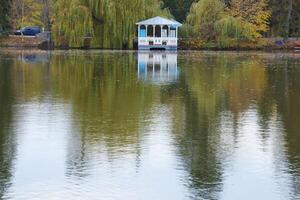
[0,36,299,52]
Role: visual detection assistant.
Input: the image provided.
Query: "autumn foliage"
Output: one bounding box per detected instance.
[183,0,271,48]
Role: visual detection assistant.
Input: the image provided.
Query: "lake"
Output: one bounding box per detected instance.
[0,49,299,200]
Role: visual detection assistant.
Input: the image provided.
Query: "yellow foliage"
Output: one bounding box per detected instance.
[229,0,271,39]
[13,0,44,28]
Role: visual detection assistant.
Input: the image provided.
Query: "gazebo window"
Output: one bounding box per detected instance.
[147,25,153,37]
[155,25,161,37]
[140,25,146,37]
[170,26,176,38]
[162,25,169,37]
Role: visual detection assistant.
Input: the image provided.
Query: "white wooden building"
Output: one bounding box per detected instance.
[136,16,182,50]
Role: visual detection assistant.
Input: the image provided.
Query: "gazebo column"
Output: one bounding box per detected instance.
[168,25,171,44]
[145,25,147,37]
[138,25,140,37]
[176,27,179,46]
[153,25,155,38]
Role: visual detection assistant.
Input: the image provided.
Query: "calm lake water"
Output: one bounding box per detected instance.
[0,49,300,200]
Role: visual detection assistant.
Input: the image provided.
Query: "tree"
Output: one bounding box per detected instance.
[229,0,271,39]
[10,0,44,29]
[269,0,289,36]
[52,0,93,47]
[289,0,300,36]
[214,16,246,47]
[0,0,11,30]
[183,0,271,47]
[269,0,300,37]
[162,0,195,22]
[52,0,171,48]
[286,0,293,37]
[185,0,225,41]
[41,0,52,31]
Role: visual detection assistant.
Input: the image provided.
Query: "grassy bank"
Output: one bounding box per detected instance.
[0,36,43,48]
[179,38,300,50]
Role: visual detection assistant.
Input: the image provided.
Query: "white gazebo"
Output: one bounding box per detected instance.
[136,16,182,50]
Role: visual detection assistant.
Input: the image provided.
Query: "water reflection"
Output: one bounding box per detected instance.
[0,50,299,199]
[138,52,178,84]
[17,52,50,64]
[0,56,15,199]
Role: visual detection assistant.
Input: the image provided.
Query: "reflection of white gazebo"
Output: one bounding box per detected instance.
[138,52,178,84]
[136,16,182,50]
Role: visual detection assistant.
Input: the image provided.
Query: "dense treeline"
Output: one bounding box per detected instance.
[269,0,300,37]
[0,0,11,31]
[181,0,271,48]
[165,0,300,38]
[0,0,299,47]
[162,0,194,22]
[1,0,51,31]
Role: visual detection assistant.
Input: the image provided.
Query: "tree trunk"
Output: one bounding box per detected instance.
[286,0,293,38]
[42,0,51,31]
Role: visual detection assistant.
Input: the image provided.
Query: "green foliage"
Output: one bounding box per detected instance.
[162,0,194,22]
[10,0,49,29]
[3,0,299,48]
[183,0,271,47]
[52,0,170,48]
[166,0,300,38]
[52,0,94,47]
[20,0,44,27]
[0,0,11,30]
[214,16,251,47]
[269,0,300,37]
[215,16,244,39]
[185,0,225,41]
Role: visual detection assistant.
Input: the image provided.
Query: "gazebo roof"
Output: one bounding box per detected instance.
[136,16,182,27]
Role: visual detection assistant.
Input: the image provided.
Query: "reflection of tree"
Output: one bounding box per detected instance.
[4,50,300,199]
[168,54,300,199]
[5,51,161,178]
[176,96,223,200]
[184,55,267,116]
[165,54,270,199]
[0,58,16,199]
[264,59,300,197]
[48,52,160,176]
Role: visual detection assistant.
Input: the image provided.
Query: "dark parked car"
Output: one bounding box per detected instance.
[14,26,41,36]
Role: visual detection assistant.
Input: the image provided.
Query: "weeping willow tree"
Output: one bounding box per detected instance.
[184,0,225,41]
[52,0,170,48]
[52,0,94,47]
[214,16,249,47]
